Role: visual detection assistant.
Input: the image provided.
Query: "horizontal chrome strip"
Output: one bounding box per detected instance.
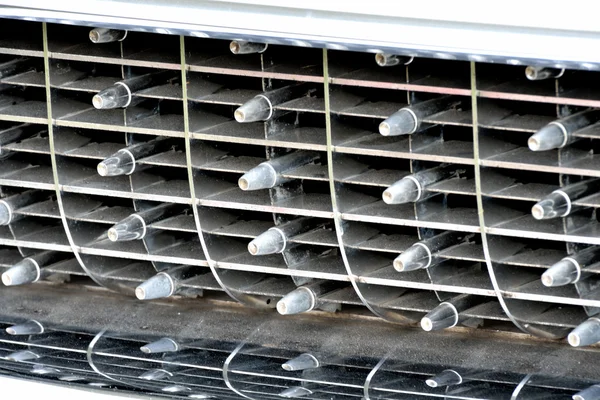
[2,1,600,69]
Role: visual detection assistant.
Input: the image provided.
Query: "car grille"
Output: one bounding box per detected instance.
[0,15,599,399]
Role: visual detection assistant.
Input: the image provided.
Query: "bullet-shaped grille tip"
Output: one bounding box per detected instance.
[107,214,146,242]
[379,109,418,136]
[393,244,431,272]
[6,350,40,362]
[238,163,277,191]
[229,40,268,54]
[525,66,564,81]
[277,288,315,315]
[425,369,462,388]
[568,318,600,347]
[135,273,174,300]
[248,229,286,255]
[139,369,173,381]
[531,192,570,220]
[2,258,39,286]
[375,53,413,67]
[6,320,44,335]
[382,177,420,204]
[234,96,272,123]
[89,28,127,43]
[541,259,580,287]
[0,201,11,225]
[278,386,313,398]
[421,303,459,332]
[140,337,180,354]
[573,384,600,400]
[281,353,320,371]
[528,124,567,152]
[97,150,136,177]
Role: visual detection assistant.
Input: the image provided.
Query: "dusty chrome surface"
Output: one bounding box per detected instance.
[0,284,597,399]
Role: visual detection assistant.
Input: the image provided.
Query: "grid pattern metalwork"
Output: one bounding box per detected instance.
[0,19,599,341]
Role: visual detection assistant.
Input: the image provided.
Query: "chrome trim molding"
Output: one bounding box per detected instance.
[2,1,600,69]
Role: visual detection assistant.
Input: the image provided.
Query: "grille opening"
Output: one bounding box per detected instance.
[0,55,44,83]
[207,232,344,272]
[48,60,94,90]
[421,192,478,213]
[264,111,327,146]
[216,269,295,298]
[0,120,40,132]
[79,255,223,300]
[331,85,408,111]
[57,155,131,194]
[409,91,469,107]
[192,141,329,183]
[122,31,181,67]
[123,65,180,91]
[479,126,544,158]
[132,139,186,170]
[559,74,600,103]
[481,167,560,199]
[496,262,581,298]
[51,88,115,123]
[46,24,121,63]
[0,187,57,223]
[435,123,474,143]
[477,62,556,95]
[489,236,567,267]
[61,193,134,224]
[483,196,545,224]
[336,182,392,213]
[191,140,267,181]
[348,249,428,278]
[333,112,382,133]
[270,103,326,124]
[0,84,47,118]
[344,221,420,251]
[334,153,411,186]
[130,165,191,199]
[1,125,49,156]
[72,218,204,259]
[0,244,75,275]
[198,207,275,233]
[53,127,125,159]
[329,50,406,81]
[362,286,436,313]
[477,97,557,132]
[188,102,238,137]
[49,59,122,88]
[185,37,262,73]
[196,169,332,214]
[484,195,599,240]
[0,151,54,187]
[407,57,470,89]
[428,260,492,290]
[412,125,475,161]
[125,99,184,132]
[187,72,263,102]
[261,45,323,78]
[78,255,158,283]
[498,284,588,323]
[0,20,42,54]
